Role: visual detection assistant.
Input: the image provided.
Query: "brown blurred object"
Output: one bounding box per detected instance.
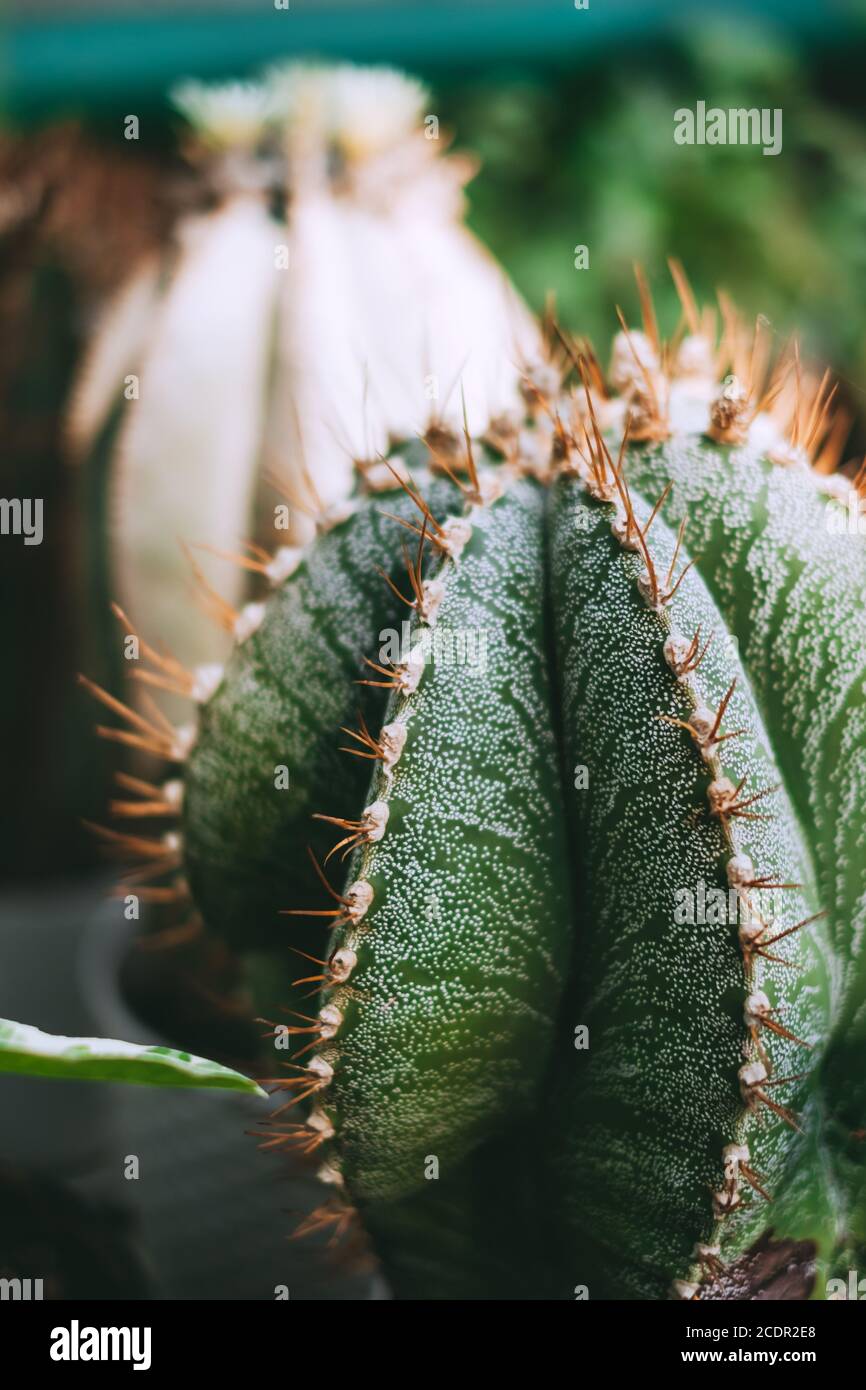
[0,123,179,880]
[701,1231,817,1301]
[0,121,176,293]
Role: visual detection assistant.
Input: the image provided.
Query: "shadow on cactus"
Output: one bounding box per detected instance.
[26,262,865,1300]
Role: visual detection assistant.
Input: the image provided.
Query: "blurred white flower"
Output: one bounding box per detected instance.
[171,78,278,151]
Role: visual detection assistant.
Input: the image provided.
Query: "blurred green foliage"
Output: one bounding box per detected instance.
[448,19,866,433]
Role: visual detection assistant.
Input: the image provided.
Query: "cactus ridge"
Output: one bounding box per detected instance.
[84,267,866,1299]
[181,458,464,948]
[312,471,573,1202]
[546,469,832,1298]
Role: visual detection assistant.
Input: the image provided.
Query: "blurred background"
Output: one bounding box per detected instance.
[1,0,865,1298]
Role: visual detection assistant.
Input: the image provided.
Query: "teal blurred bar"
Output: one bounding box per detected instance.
[4,0,861,118]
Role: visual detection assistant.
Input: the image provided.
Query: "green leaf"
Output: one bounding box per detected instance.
[0,1018,265,1095]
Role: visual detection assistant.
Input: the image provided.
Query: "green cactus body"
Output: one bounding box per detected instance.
[617,430,866,1278]
[316,476,572,1200]
[622,438,866,999]
[360,1123,555,1300]
[79,277,866,1299]
[545,476,834,1298]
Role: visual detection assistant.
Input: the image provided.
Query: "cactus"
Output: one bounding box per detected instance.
[76,262,866,1301]
[65,65,539,700]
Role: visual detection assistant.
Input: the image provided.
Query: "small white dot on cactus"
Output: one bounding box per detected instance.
[316,1161,344,1188]
[662,632,692,678]
[318,1004,343,1040]
[161,778,184,810]
[380,720,408,773]
[711,1186,743,1217]
[360,455,411,492]
[398,645,426,693]
[739,921,764,949]
[439,516,472,561]
[726,853,755,887]
[707,777,736,815]
[520,360,561,406]
[473,469,504,508]
[744,990,773,1027]
[722,1142,750,1180]
[191,663,224,704]
[317,500,359,534]
[765,437,811,470]
[611,510,642,551]
[171,723,197,760]
[636,570,659,609]
[739,1059,768,1096]
[362,800,389,842]
[609,328,658,395]
[306,1109,334,1141]
[689,705,717,743]
[345,879,374,923]
[234,602,266,644]
[419,578,445,625]
[265,546,304,585]
[329,948,357,984]
[675,334,715,380]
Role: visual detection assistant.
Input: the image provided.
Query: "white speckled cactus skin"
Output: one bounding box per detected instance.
[623,437,866,1009]
[316,478,572,1201]
[83,272,866,1299]
[545,480,833,1297]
